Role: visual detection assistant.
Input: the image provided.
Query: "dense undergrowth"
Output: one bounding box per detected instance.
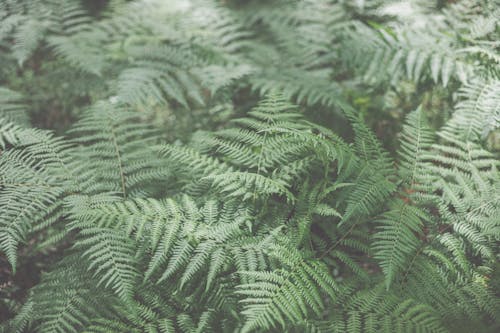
[0,0,499,332]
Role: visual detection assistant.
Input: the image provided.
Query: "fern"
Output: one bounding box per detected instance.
[374,200,428,290]
[0,87,28,125]
[76,227,139,301]
[0,125,69,270]
[373,108,435,289]
[442,78,500,141]
[1,1,499,332]
[116,43,206,108]
[237,242,340,332]
[162,93,349,202]
[68,101,168,197]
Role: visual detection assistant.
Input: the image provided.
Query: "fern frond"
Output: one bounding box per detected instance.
[374,200,428,290]
[317,286,447,333]
[237,242,340,332]
[442,78,500,141]
[343,21,472,87]
[0,127,70,270]
[0,88,28,125]
[117,44,204,108]
[68,101,167,197]
[395,251,499,331]
[397,107,436,188]
[76,227,139,301]
[206,171,294,202]
[340,172,395,224]
[0,118,24,148]
[28,259,102,333]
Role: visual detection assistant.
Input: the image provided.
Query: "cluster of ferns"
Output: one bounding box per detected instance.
[0,0,499,332]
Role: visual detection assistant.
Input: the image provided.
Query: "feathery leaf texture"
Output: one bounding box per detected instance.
[1,1,499,332]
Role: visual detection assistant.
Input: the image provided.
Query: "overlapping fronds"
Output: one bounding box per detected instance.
[0,1,499,333]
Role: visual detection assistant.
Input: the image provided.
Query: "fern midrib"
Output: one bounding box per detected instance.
[92,234,133,297]
[0,181,61,189]
[319,221,358,259]
[243,269,299,330]
[385,203,408,289]
[2,195,50,270]
[467,194,499,217]
[253,116,272,203]
[44,293,81,331]
[408,111,423,188]
[107,118,127,198]
[464,82,489,142]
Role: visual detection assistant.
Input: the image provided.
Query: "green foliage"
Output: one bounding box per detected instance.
[0,1,499,332]
[0,88,28,125]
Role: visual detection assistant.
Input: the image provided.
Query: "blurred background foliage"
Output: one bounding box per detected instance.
[1,0,497,148]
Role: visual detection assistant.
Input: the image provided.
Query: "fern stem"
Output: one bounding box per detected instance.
[319,222,358,259]
[108,120,127,198]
